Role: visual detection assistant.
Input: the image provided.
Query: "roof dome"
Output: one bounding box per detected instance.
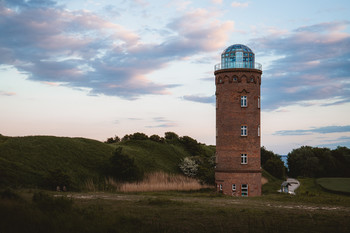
[216,43,260,70]
[222,44,254,55]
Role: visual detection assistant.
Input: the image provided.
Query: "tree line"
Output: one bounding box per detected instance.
[105,132,350,182]
[287,146,350,178]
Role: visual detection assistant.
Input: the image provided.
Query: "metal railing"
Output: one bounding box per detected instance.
[214,62,262,71]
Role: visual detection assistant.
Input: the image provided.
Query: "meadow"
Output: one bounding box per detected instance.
[1,181,350,233]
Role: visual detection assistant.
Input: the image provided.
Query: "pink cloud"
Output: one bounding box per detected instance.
[0,91,16,96]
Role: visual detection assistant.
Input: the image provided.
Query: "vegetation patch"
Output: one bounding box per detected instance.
[114,172,211,192]
[317,178,350,195]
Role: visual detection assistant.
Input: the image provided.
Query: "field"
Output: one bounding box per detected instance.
[1,185,350,233]
[1,135,350,232]
[317,178,350,194]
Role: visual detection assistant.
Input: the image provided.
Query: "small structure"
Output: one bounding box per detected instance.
[280,178,300,195]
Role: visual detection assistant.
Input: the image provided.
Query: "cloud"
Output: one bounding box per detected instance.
[274,125,350,136]
[183,95,215,104]
[0,2,233,99]
[0,91,16,96]
[231,2,249,8]
[145,117,177,128]
[200,77,214,82]
[212,0,223,4]
[252,21,350,110]
[317,136,350,149]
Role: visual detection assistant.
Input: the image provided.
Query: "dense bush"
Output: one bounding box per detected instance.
[42,169,72,191]
[261,147,286,179]
[288,146,350,178]
[105,147,143,182]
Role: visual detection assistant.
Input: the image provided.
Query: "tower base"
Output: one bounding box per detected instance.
[215,171,261,196]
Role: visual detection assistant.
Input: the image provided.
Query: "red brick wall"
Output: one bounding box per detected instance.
[216,171,261,196]
[215,68,262,196]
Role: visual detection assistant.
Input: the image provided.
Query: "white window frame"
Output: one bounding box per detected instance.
[241,125,247,136]
[241,184,248,197]
[241,154,247,164]
[241,96,247,107]
[232,184,236,191]
[219,184,223,191]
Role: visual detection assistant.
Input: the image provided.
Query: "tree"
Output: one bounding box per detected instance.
[129,132,148,140]
[179,136,204,156]
[288,146,350,178]
[164,132,179,141]
[261,146,275,166]
[149,134,164,143]
[105,135,120,144]
[106,147,143,181]
[263,158,286,179]
[261,147,286,179]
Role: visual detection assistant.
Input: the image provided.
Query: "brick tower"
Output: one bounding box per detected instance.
[214,44,262,196]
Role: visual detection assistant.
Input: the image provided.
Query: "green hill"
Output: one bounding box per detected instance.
[0,134,216,190]
[0,135,114,189]
[117,139,215,174]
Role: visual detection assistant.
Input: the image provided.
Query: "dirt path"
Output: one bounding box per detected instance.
[56,191,350,213]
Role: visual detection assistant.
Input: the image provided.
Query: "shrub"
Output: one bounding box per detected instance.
[179,157,198,178]
[42,169,72,191]
[105,147,143,182]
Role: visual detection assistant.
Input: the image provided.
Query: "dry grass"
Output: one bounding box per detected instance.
[261,177,268,185]
[83,178,97,192]
[118,172,211,192]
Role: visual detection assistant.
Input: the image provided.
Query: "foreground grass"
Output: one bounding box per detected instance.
[1,188,350,233]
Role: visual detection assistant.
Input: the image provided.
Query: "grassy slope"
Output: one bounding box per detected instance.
[261,169,283,194]
[0,135,216,189]
[115,140,192,174]
[109,140,215,174]
[317,178,350,194]
[0,135,115,189]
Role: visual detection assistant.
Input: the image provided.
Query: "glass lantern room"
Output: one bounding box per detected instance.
[214,44,262,71]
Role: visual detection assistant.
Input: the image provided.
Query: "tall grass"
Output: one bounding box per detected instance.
[117,172,211,192]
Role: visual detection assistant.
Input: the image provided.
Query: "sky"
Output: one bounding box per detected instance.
[0,0,349,155]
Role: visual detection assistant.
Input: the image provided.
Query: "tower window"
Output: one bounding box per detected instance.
[241,126,247,136]
[258,97,260,109]
[232,184,236,191]
[241,184,248,196]
[241,96,247,107]
[258,125,260,137]
[241,154,247,164]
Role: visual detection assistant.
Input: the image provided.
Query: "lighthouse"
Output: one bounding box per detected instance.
[214,44,262,196]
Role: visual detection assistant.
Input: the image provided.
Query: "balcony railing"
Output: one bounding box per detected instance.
[214,62,262,71]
